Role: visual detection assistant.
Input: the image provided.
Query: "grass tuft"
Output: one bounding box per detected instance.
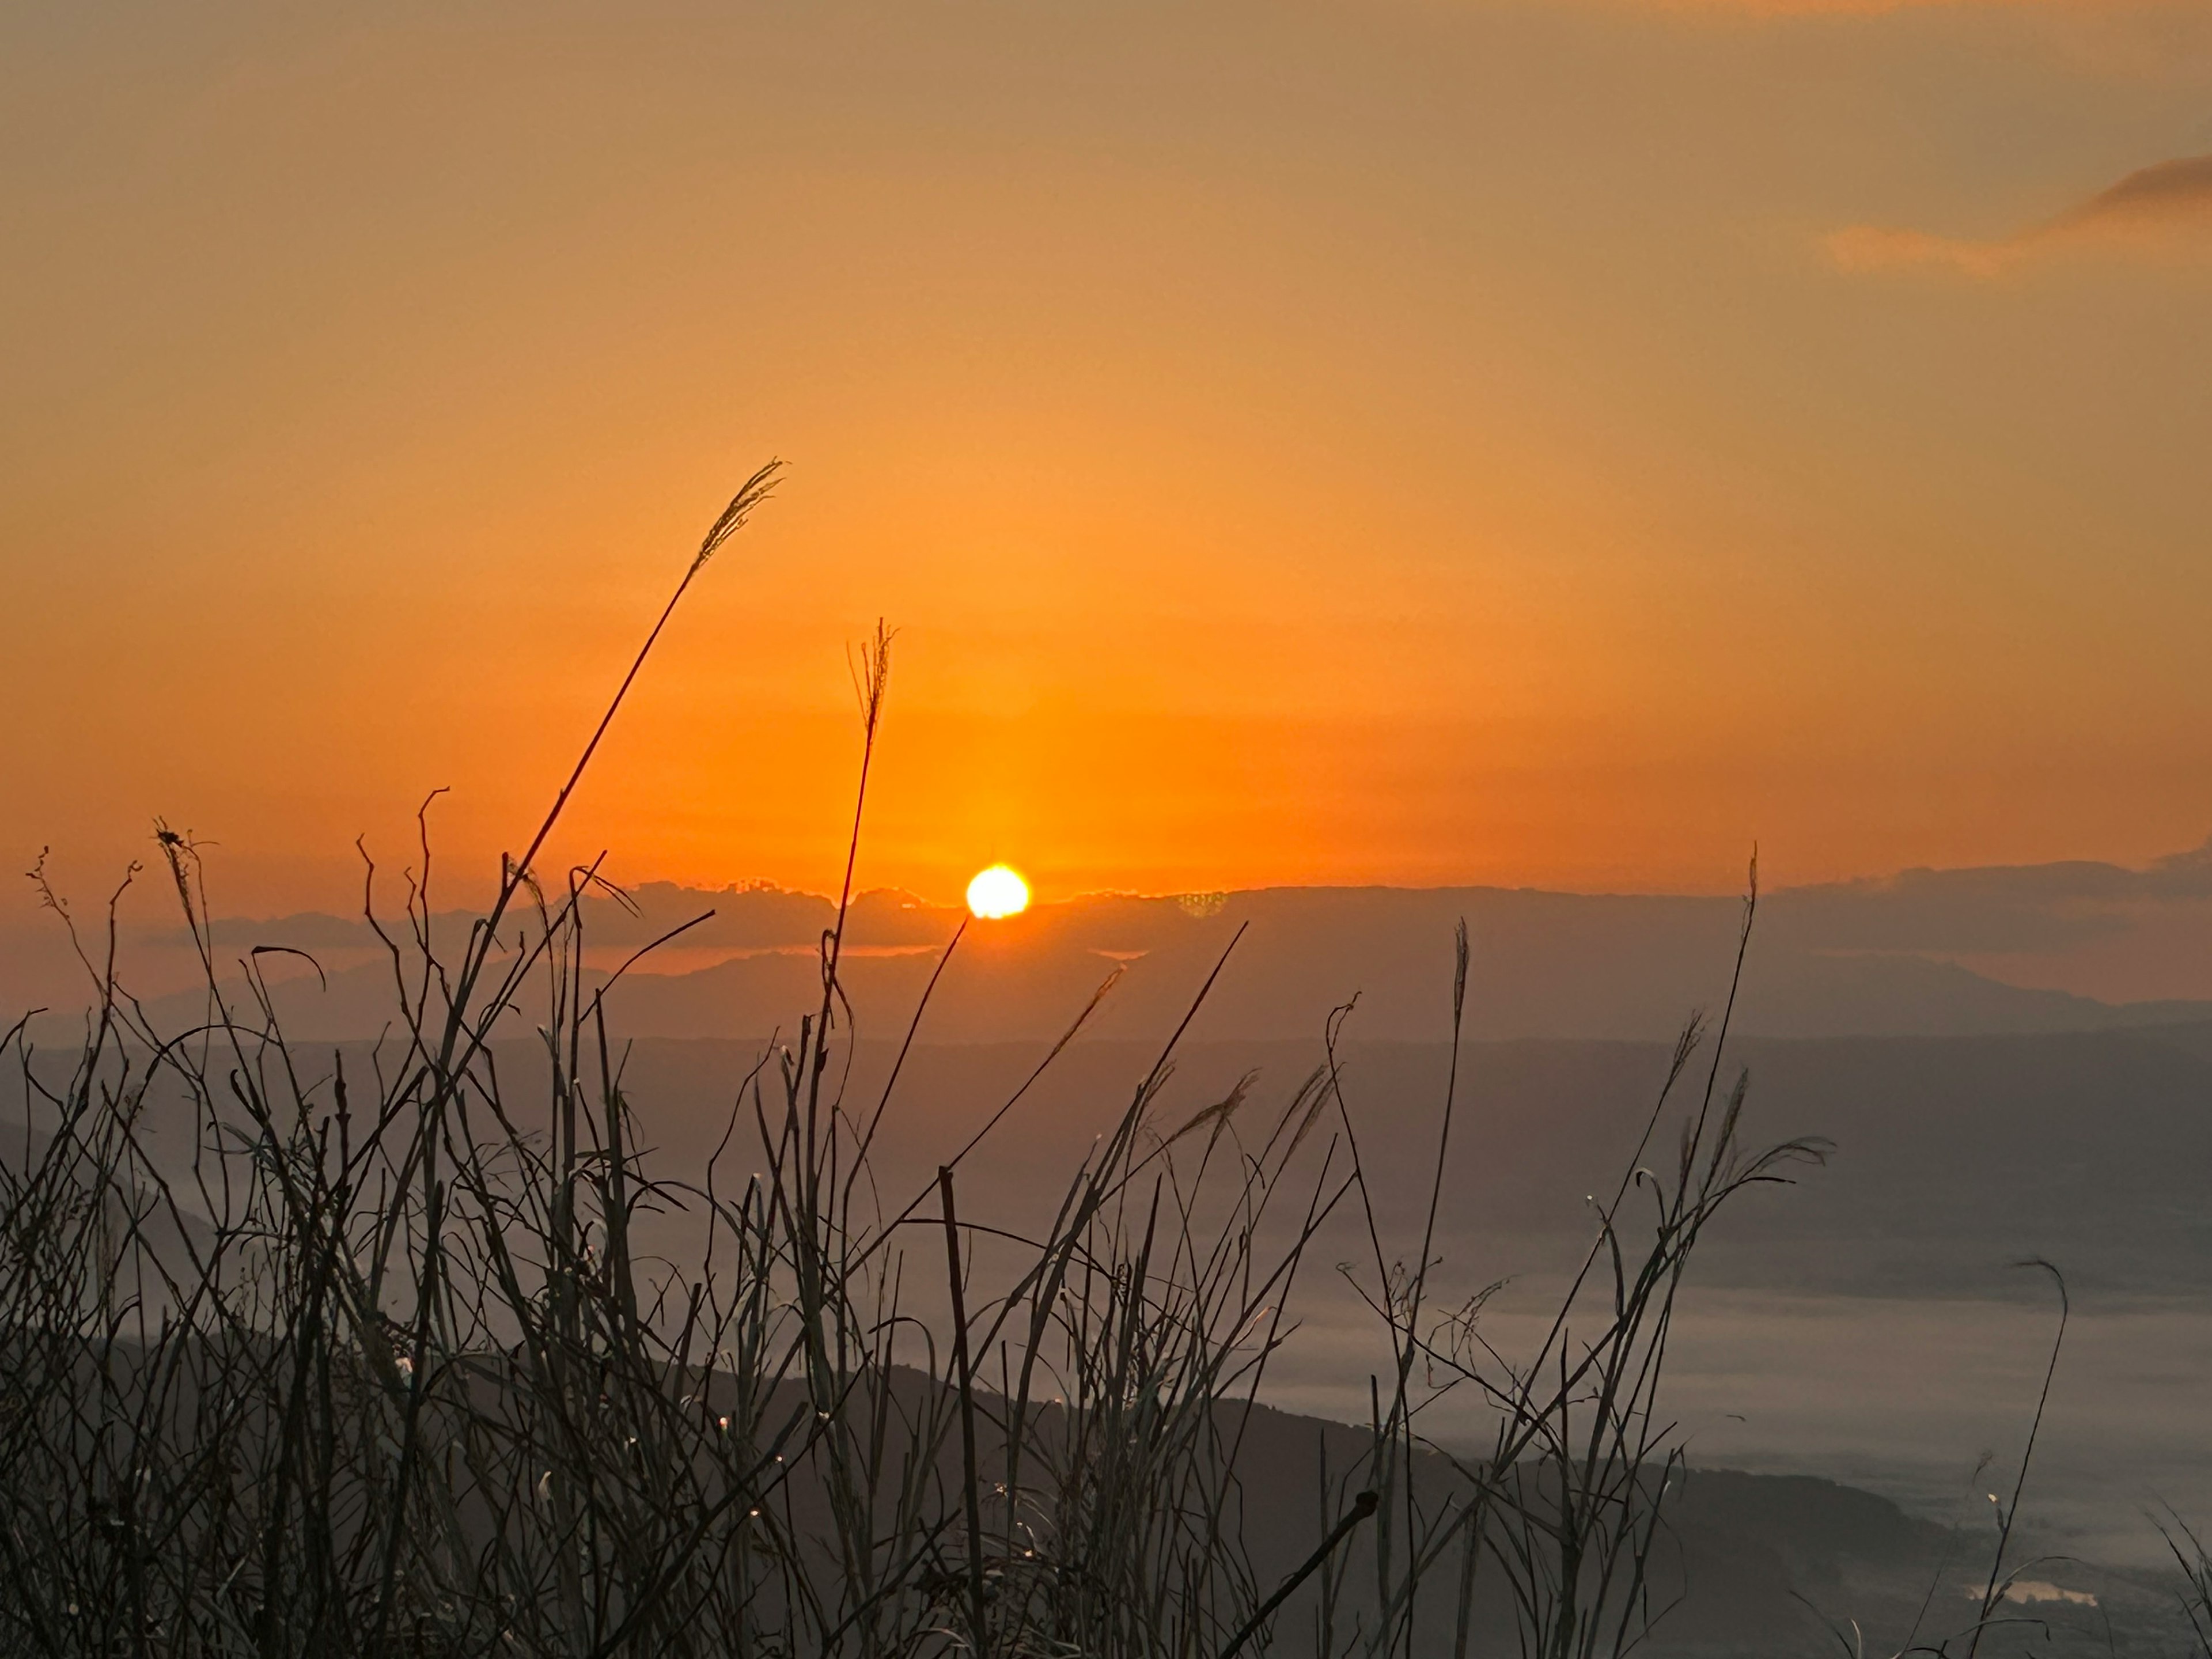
[3,477,1827,1658]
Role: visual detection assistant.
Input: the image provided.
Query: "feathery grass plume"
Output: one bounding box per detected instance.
[694,459,784,573]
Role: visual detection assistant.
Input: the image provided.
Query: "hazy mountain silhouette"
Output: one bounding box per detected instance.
[108,866,2212,1045]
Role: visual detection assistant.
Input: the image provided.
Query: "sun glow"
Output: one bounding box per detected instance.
[965,865,1031,920]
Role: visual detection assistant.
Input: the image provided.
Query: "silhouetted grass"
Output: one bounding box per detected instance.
[3,474,1837,1657]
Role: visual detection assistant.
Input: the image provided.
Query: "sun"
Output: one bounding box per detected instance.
[965,864,1031,920]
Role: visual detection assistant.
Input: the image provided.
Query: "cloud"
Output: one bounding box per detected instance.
[1825,153,2212,275]
[1824,224,2022,276]
[1763,834,2212,955]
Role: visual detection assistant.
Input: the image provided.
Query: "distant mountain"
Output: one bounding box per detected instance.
[107,877,2212,1045]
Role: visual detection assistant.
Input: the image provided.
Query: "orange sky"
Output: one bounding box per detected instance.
[7,0,2212,916]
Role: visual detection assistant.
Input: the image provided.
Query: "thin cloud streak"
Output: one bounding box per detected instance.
[1826,153,2212,276]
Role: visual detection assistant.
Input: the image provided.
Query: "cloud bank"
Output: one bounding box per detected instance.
[1827,152,2212,275]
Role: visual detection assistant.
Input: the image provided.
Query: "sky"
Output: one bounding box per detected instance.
[6,0,2212,919]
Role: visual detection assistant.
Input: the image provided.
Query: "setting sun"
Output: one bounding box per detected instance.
[965,864,1031,920]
